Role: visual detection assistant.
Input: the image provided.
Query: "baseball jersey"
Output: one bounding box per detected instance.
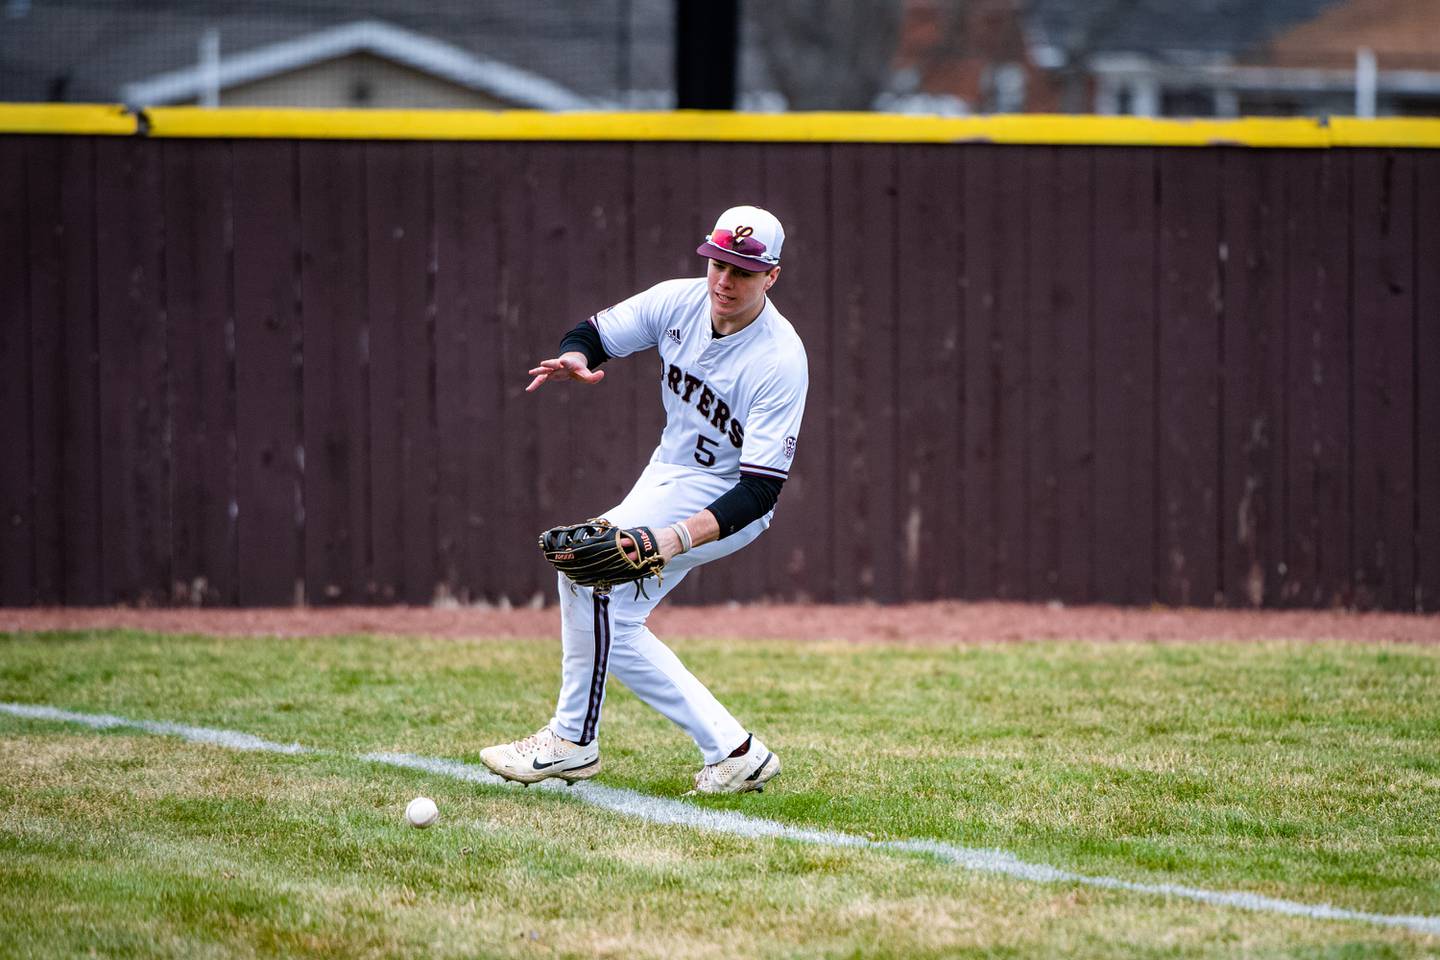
[593,277,808,484]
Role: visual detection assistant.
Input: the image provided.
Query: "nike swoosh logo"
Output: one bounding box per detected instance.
[745,753,774,781]
[532,756,585,770]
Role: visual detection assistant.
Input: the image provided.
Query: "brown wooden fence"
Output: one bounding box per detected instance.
[1,132,1437,609]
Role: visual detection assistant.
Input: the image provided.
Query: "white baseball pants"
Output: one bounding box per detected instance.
[548,460,770,764]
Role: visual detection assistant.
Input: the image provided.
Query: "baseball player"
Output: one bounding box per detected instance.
[481,205,808,794]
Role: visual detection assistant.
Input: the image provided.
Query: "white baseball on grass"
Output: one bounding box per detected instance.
[405,796,439,828]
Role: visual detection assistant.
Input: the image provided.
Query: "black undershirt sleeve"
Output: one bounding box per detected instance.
[558,318,611,370]
[705,475,785,539]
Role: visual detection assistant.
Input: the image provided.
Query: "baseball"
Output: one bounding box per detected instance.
[405,796,438,829]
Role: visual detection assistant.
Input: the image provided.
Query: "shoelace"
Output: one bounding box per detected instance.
[512,729,550,755]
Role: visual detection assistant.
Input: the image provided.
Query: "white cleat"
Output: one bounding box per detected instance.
[480,726,601,785]
[688,735,780,795]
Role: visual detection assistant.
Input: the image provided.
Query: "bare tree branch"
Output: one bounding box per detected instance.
[751,0,908,110]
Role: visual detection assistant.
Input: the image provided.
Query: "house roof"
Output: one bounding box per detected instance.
[0,0,676,106]
[6,0,1410,114]
[118,19,600,109]
[1262,0,1440,70]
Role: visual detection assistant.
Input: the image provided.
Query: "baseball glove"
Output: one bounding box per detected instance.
[539,519,666,594]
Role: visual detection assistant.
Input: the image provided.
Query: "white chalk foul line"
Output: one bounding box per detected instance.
[3,703,308,754]
[4,700,1437,937]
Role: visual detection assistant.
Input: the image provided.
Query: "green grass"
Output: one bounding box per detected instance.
[2,629,1438,958]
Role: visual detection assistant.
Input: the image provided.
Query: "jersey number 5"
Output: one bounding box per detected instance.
[694,434,719,467]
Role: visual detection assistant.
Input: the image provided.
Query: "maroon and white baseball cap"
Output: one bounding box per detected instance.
[696,205,784,273]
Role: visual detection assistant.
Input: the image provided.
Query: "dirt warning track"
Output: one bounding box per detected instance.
[3,602,1434,645]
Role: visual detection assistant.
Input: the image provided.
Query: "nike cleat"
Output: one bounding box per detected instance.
[688,734,779,795]
[480,725,601,785]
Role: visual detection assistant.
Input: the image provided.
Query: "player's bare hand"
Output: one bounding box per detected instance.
[660,527,684,563]
[653,527,684,563]
[525,353,605,392]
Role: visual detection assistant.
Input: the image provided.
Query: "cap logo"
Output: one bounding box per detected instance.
[698,207,782,267]
[712,226,767,257]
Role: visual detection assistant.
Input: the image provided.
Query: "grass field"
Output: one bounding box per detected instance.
[2,626,1438,958]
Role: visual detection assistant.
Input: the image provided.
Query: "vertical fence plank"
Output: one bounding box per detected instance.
[963,145,1028,600]
[688,142,769,603]
[1284,151,1351,607]
[895,144,964,602]
[828,143,901,603]
[61,139,103,604]
[516,142,571,606]
[627,140,704,599]
[631,144,697,455]
[1025,147,1094,603]
[233,141,302,605]
[626,142,749,604]
[510,142,594,606]
[629,141,698,483]
[430,142,465,603]
[406,145,440,606]
[505,141,640,601]
[547,143,639,548]
[299,141,368,605]
[95,138,170,604]
[1155,150,1222,606]
[633,142,705,290]
[492,143,550,604]
[756,143,832,602]
[628,142,705,601]
[1092,148,1158,606]
[1417,150,1440,613]
[164,139,236,606]
[430,141,462,601]
[1220,150,1287,607]
[433,142,483,602]
[24,138,68,604]
[699,143,769,603]
[1023,146,1057,602]
[1351,150,1416,611]
[462,143,515,605]
[1055,149,1097,605]
[365,141,404,603]
[364,141,436,604]
[0,139,33,604]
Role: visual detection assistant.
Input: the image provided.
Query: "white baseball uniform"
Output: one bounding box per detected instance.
[548,277,808,763]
